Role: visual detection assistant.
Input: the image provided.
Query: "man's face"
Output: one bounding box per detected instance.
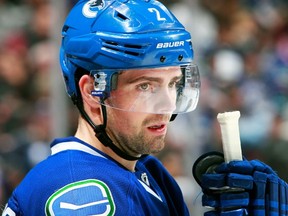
[104,66,182,156]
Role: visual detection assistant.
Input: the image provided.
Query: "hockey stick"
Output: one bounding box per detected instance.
[217,111,242,163]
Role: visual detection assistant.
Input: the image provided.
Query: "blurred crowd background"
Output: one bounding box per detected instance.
[0,0,287,214]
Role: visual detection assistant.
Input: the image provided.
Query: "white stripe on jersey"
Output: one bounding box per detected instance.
[138,179,163,202]
[51,141,107,159]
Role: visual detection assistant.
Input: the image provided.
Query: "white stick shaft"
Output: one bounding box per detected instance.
[217,111,242,163]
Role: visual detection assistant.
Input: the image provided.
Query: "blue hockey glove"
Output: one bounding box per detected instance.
[193,151,288,216]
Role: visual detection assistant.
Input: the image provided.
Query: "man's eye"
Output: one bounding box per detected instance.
[168,81,175,88]
[138,83,150,91]
[168,80,180,88]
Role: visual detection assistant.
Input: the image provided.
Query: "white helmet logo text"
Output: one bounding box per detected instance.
[82,0,105,18]
[156,41,184,49]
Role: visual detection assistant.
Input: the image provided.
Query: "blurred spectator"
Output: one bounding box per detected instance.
[262,113,288,181]
[167,0,288,213]
[0,0,54,205]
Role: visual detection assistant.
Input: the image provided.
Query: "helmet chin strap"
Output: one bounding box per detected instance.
[74,95,142,161]
[94,103,143,161]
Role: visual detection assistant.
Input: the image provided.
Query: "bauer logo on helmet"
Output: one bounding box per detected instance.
[156,41,185,49]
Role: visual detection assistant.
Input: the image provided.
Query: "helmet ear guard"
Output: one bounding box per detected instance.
[59,47,78,99]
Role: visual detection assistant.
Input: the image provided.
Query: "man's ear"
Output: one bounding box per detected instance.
[78,74,102,114]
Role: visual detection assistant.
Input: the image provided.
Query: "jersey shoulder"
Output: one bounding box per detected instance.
[6,137,133,216]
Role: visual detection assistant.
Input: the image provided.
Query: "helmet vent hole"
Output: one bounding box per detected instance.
[124,50,139,56]
[102,40,143,57]
[115,12,129,21]
[62,25,69,33]
[124,44,142,49]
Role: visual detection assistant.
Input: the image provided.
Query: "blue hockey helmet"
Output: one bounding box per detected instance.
[60,0,200,114]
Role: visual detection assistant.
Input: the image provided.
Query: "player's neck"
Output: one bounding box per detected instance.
[74,119,137,171]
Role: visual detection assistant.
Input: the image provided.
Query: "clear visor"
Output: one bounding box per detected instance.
[91,64,200,114]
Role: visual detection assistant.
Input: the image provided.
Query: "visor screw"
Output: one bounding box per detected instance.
[178,55,183,61]
[160,56,166,62]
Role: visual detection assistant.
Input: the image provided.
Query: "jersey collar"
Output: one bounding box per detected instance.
[50,136,107,159]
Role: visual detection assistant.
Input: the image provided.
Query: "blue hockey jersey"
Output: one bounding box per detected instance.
[2,136,189,215]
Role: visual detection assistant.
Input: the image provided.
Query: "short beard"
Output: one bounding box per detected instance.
[112,128,166,156]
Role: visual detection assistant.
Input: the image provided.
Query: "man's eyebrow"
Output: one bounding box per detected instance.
[171,75,183,82]
[127,75,182,84]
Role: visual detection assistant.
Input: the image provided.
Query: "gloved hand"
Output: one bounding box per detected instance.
[192,152,288,216]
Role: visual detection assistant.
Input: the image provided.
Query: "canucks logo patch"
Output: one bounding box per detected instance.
[45,179,115,216]
[82,0,105,18]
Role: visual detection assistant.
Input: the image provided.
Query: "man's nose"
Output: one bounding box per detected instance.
[154,88,177,114]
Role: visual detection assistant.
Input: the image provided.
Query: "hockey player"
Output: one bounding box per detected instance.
[2,0,200,215]
[4,0,287,215]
